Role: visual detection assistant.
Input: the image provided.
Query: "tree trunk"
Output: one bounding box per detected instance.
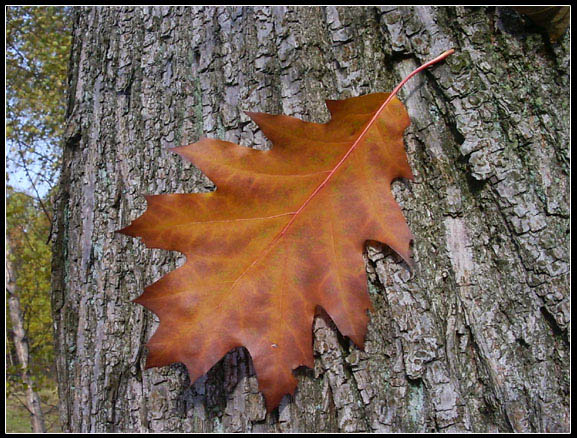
[52,6,569,433]
[7,238,46,433]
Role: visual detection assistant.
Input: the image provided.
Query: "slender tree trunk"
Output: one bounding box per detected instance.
[52,6,569,432]
[7,238,46,433]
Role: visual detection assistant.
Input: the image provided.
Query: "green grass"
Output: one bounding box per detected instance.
[6,387,61,433]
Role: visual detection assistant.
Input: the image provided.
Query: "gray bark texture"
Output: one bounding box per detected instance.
[52,6,569,433]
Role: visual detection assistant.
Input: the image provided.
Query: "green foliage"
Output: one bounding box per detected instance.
[6,6,71,397]
[6,6,72,192]
[6,7,71,431]
[6,188,55,392]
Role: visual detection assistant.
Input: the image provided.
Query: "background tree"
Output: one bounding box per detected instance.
[6,190,54,383]
[51,6,569,432]
[6,6,71,196]
[6,5,71,433]
[7,231,46,433]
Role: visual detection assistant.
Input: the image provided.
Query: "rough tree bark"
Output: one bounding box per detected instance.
[52,6,569,433]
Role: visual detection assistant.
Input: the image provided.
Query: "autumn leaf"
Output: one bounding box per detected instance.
[119,50,454,411]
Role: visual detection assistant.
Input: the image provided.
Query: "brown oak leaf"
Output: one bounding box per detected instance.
[119,50,453,411]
